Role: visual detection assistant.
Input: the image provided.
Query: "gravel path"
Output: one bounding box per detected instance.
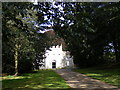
[55,69,120,90]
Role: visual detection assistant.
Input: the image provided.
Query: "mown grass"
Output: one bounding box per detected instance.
[2,70,71,90]
[74,66,120,87]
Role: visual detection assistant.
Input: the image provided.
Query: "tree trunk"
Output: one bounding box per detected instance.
[14,44,19,76]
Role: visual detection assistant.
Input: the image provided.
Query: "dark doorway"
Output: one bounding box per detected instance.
[52,62,56,68]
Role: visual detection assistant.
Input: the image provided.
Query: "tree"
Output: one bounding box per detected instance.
[2,2,52,75]
[51,2,120,67]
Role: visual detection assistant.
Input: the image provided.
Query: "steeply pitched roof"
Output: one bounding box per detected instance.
[45,30,67,50]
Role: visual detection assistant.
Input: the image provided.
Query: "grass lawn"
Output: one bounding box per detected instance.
[74,66,120,87]
[2,70,71,90]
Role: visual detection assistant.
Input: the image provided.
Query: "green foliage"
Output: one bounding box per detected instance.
[2,70,71,89]
[53,2,120,67]
[2,2,120,74]
[2,2,51,74]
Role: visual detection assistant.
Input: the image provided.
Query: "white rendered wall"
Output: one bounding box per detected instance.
[45,45,63,69]
[44,45,74,69]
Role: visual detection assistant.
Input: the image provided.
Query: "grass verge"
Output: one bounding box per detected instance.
[74,66,120,87]
[2,70,71,90]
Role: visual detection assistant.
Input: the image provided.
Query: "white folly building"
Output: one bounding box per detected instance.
[42,44,74,69]
[36,26,74,69]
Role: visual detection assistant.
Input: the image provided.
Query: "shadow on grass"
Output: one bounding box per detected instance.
[2,87,72,90]
[74,67,120,88]
[2,87,120,90]
[2,74,120,90]
[2,70,71,89]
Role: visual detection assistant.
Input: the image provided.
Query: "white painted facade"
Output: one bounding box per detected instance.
[44,44,74,69]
